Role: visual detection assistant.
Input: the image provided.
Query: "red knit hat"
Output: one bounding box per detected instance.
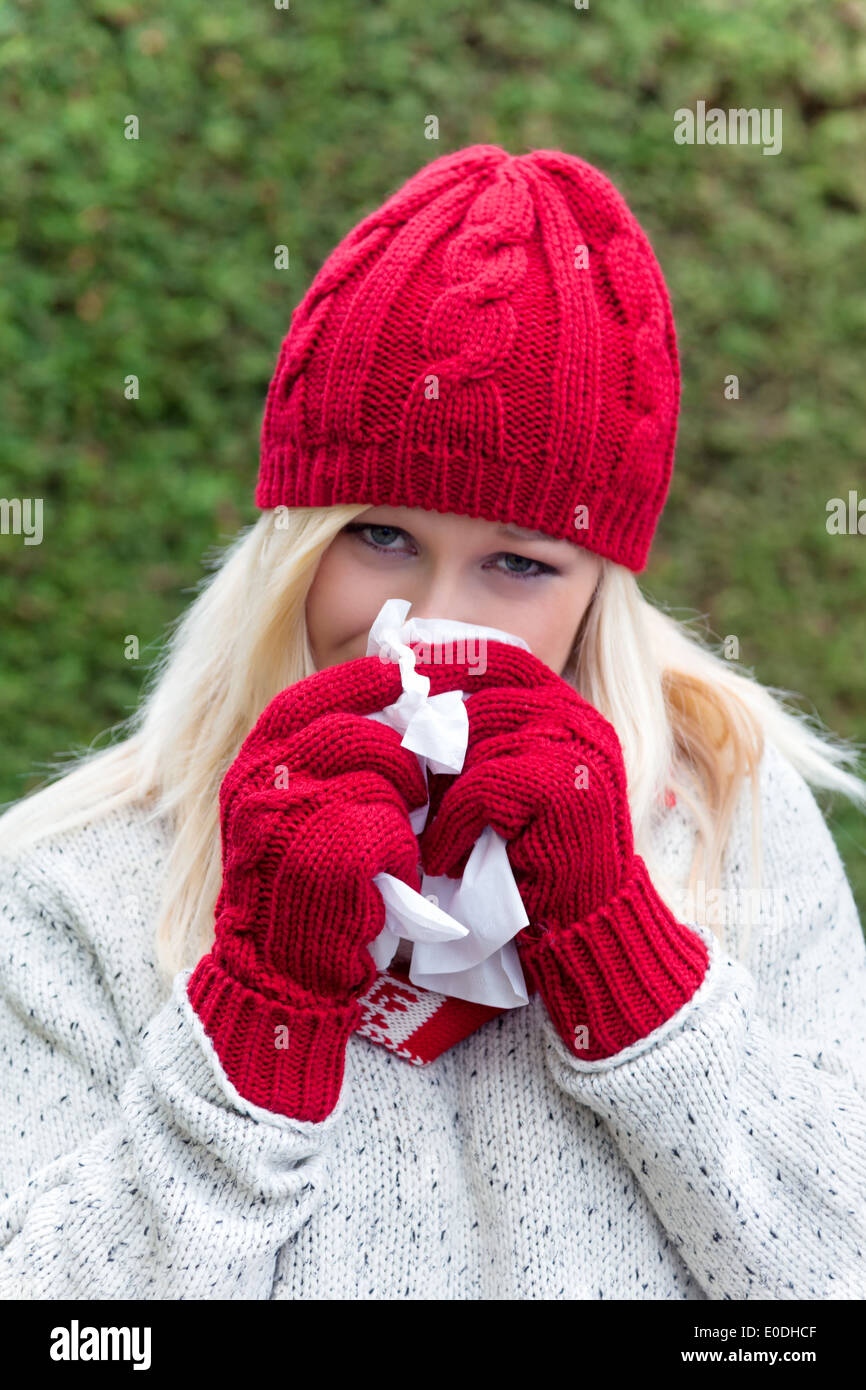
[256,144,680,573]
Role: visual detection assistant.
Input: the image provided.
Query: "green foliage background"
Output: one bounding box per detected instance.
[1,0,865,918]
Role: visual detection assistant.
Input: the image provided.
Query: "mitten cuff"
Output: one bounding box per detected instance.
[187,955,360,1123]
[517,855,710,1062]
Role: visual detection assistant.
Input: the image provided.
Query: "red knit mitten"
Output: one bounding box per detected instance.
[416,642,709,1061]
[187,656,429,1121]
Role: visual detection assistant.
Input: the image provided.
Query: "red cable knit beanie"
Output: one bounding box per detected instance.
[256,143,680,573]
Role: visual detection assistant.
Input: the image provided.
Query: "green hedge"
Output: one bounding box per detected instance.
[2,0,864,916]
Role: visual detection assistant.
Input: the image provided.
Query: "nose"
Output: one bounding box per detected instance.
[405,602,475,626]
[402,578,474,627]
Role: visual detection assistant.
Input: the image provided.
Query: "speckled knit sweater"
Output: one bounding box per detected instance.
[1,737,864,1301]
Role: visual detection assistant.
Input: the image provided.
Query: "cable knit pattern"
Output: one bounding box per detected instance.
[1,738,864,1299]
[256,144,680,573]
[397,163,534,512]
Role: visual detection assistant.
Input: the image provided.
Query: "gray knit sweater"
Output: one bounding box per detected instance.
[1,737,864,1300]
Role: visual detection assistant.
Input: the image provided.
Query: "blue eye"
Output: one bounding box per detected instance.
[499,553,554,580]
[366,525,403,548]
[343,524,557,580]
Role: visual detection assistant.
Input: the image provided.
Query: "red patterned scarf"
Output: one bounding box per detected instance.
[355,955,524,1065]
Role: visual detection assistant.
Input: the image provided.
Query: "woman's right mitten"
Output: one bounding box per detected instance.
[187,656,430,1122]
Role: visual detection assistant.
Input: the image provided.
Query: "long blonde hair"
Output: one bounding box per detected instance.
[1,505,864,981]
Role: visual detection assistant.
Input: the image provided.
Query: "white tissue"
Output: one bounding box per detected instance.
[365,598,532,1009]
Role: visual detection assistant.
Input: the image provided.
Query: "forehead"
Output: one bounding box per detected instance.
[497,521,552,540]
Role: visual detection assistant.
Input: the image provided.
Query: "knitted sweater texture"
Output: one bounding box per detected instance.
[1,737,864,1300]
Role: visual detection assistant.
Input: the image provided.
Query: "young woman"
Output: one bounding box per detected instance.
[1,145,865,1301]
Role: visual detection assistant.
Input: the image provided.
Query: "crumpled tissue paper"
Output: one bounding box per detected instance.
[363,597,532,1009]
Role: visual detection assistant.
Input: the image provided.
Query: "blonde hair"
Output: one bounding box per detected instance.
[1,505,864,982]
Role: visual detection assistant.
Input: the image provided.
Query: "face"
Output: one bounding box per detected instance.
[305,505,602,677]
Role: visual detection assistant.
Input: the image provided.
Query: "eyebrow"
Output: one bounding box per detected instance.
[357,514,564,547]
[496,523,558,543]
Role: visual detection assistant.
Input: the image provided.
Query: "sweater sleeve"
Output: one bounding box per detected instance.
[539,739,866,1300]
[0,850,347,1300]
